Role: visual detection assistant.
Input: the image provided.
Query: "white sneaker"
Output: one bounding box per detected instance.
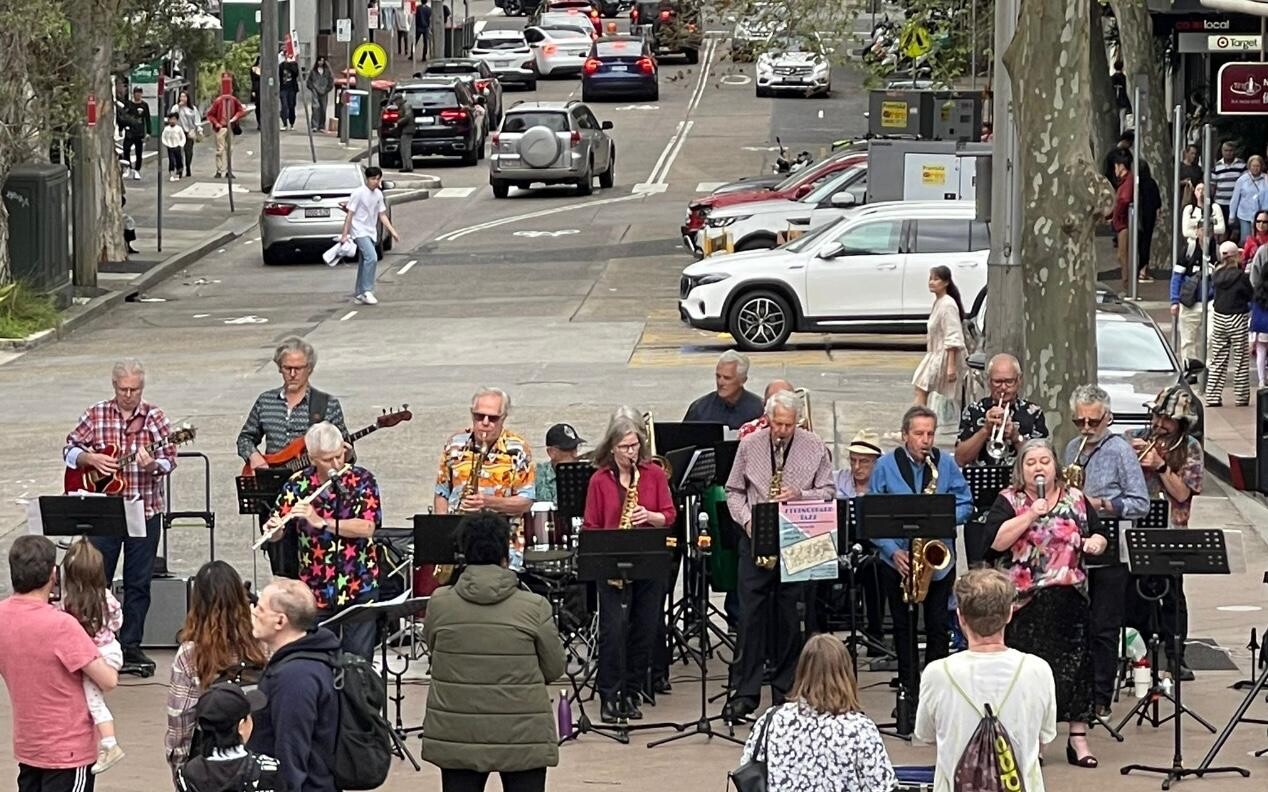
[359,291,379,305]
[91,744,125,774]
[131,170,141,181]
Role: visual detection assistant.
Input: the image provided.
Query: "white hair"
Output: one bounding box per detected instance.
[273,336,316,368]
[765,390,802,420]
[112,358,145,383]
[717,350,751,379]
[987,354,1021,379]
[1070,384,1111,412]
[304,421,345,455]
[471,386,511,415]
[610,404,642,424]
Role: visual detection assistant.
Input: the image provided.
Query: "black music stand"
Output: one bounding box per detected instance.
[554,462,594,532]
[37,495,132,538]
[653,421,724,456]
[666,448,730,658]
[322,596,429,770]
[857,494,957,739]
[412,514,464,567]
[712,440,739,487]
[237,469,296,579]
[962,465,1009,564]
[1119,529,1243,789]
[836,498,895,674]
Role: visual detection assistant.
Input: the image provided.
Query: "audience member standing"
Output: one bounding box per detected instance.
[176,684,285,792]
[1213,141,1247,240]
[1230,155,1268,243]
[1206,241,1253,407]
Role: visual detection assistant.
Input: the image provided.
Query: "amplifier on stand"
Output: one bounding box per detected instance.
[112,576,192,648]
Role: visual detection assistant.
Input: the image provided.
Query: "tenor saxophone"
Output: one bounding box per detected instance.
[755,440,785,571]
[436,441,488,586]
[903,455,951,604]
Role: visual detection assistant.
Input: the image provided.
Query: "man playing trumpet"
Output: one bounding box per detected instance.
[264,421,381,659]
[722,391,834,721]
[955,353,1049,467]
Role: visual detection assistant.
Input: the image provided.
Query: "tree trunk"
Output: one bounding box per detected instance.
[1110,0,1172,274]
[72,7,124,288]
[1087,2,1120,168]
[1004,0,1108,447]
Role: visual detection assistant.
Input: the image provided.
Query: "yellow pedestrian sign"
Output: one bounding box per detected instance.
[352,42,388,79]
[899,23,932,60]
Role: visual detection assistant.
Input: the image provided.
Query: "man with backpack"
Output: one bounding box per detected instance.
[914,569,1057,792]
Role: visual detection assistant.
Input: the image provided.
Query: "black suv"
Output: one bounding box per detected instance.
[379,80,485,167]
[631,0,702,63]
[415,59,504,127]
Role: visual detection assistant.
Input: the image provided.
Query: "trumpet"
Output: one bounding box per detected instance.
[986,401,1013,462]
[253,465,351,550]
[1063,435,1090,489]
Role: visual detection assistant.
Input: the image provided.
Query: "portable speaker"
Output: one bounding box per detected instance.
[112,575,192,648]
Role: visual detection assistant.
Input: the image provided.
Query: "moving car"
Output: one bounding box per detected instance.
[535,0,605,33]
[962,292,1206,440]
[378,80,485,167]
[525,26,597,76]
[489,100,616,198]
[469,30,538,91]
[699,165,868,251]
[631,0,702,63]
[678,201,989,351]
[582,36,658,101]
[536,9,602,35]
[756,34,832,97]
[259,163,393,265]
[415,59,504,125]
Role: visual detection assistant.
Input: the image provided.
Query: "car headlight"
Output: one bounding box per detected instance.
[756,58,773,74]
[684,273,731,292]
[706,215,746,228]
[813,61,830,74]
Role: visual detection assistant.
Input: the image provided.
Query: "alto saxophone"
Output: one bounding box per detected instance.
[436,441,488,586]
[903,455,952,604]
[755,440,785,571]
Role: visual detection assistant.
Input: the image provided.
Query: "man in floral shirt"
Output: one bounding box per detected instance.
[955,354,1049,468]
[267,422,381,659]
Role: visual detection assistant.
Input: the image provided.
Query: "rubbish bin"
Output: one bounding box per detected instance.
[4,163,71,309]
[343,89,370,140]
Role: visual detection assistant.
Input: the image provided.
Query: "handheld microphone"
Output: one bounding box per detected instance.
[1035,474,1047,501]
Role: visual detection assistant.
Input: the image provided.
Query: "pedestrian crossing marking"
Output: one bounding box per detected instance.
[434,187,476,198]
[695,182,727,193]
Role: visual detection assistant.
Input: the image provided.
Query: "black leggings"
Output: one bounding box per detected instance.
[123,136,144,171]
[441,768,546,792]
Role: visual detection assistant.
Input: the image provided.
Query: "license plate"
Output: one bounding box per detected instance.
[305,207,330,218]
[418,116,436,125]
[610,65,627,72]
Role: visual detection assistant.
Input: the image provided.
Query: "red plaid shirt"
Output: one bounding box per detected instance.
[64,399,176,517]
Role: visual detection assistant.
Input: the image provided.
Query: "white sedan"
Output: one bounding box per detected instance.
[756,35,832,97]
[470,30,538,90]
[524,25,596,76]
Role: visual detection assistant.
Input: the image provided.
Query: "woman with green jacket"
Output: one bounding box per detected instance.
[422,512,566,792]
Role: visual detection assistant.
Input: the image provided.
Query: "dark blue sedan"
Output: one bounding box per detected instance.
[581,36,658,101]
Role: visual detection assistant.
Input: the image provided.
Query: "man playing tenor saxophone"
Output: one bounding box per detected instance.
[722,391,834,722]
[869,405,973,705]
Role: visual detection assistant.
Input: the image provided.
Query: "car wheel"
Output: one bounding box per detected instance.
[504,0,522,14]
[477,134,486,161]
[728,290,793,352]
[262,246,284,266]
[383,231,394,252]
[649,86,659,101]
[599,149,615,189]
[684,48,699,65]
[525,80,538,91]
[491,180,510,199]
[576,162,594,196]
[735,236,776,252]
[460,142,479,166]
[755,85,769,98]
[381,152,401,169]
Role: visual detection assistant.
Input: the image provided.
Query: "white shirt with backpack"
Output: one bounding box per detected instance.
[914,648,1057,792]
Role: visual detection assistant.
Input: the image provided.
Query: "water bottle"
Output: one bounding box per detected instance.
[556,689,573,737]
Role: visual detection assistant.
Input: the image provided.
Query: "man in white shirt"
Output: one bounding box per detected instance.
[915,568,1057,792]
[338,166,400,305]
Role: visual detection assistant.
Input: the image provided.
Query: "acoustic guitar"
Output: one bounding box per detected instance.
[63,425,198,495]
[240,406,412,476]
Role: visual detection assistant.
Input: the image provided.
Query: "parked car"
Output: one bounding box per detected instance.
[631,0,702,63]
[678,201,989,351]
[469,30,538,91]
[961,291,1205,440]
[756,34,832,97]
[681,151,868,253]
[494,0,530,15]
[259,163,393,265]
[698,165,868,251]
[415,59,504,126]
[582,36,658,101]
[378,80,485,167]
[525,25,597,76]
[489,100,616,197]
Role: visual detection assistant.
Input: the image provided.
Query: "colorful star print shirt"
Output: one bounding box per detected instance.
[273,465,381,610]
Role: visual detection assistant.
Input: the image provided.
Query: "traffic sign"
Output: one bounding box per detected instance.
[336,18,352,43]
[352,42,388,79]
[899,23,932,59]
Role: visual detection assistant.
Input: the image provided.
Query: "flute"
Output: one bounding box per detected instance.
[253,465,351,550]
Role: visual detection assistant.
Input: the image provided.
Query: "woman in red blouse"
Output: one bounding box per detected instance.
[582,415,676,724]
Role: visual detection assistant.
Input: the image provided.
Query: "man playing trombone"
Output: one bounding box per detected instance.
[264,421,382,659]
[955,353,1049,467]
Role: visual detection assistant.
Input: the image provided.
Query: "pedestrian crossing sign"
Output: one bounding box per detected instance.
[352,42,388,79]
[899,24,932,60]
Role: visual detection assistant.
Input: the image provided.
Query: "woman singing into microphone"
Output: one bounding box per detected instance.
[984,438,1109,769]
[582,415,676,725]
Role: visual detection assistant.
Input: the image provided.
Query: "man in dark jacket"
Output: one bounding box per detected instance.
[120,87,151,180]
[248,579,339,792]
[394,95,416,173]
[279,54,301,131]
[422,513,565,792]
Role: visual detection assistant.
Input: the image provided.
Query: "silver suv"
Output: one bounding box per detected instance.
[489,101,616,198]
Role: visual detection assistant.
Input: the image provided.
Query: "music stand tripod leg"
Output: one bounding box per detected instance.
[1196,657,1268,772]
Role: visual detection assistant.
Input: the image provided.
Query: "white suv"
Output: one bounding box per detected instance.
[679,201,989,351]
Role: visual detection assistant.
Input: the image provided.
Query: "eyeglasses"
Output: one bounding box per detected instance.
[616,442,641,453]
[472,412,504,424]
[280,365,308,374]
[1072,415,1106,428]
[114,386,142,395]
[989,377,1018,387]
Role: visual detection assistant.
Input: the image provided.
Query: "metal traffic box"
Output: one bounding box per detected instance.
[4,163,72,308]
[867,89,983,142]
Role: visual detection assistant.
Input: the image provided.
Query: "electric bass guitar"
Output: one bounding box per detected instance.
[63,425,198,495]
[240,406,412,476]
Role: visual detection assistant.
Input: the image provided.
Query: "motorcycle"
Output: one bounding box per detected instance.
[771,137,812,175]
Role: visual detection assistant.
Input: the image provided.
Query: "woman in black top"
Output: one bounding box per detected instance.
[1205,241,1254,407]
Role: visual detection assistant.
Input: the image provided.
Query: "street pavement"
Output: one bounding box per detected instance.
[3,2,1268,790]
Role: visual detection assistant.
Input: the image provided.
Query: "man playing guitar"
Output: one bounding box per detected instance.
[63,358,175,677]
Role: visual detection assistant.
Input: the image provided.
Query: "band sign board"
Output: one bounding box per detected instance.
[1209,34,1262,51]
[899,23,932,59]
[336,19,352,42]
[352,42,388,79]
[1217,62,1268,116]
[880,100,908,128]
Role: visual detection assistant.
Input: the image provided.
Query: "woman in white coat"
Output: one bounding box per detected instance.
[912,265,966,409]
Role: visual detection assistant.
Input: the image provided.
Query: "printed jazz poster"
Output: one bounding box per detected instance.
[779,499,839,583]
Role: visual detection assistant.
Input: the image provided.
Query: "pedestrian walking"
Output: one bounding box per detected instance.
[415,0,433,60]
[911,265,965,415]
[250,57,262,127]
[1213,141,1246,240]
[393,94,415,173]
[337,166,401,306]
[1172,186,1217,366]
[1229,155,1268,243]
[1137,162,1162,282]
[1206,241,1253,407]
[1251,276,1268,388]
[1179,144,1202,191]
[205,88,247,180]
[162,113,187,182]
[176,90,202,177]
[1107,150,1135,293]
[120,87,151,180]
[279,53,300,130]
[306,57,334,133]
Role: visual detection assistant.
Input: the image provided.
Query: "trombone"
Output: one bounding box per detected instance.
[794,387,813,433]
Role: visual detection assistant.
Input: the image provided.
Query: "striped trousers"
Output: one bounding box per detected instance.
[1205,310,1251,406]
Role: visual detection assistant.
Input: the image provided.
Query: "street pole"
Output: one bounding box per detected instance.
[261,0,281,192]
[342,38,351,147]
[1129,86,1141,302]
[984,0,1023,357]
[1201,123,1213,364]
[1170,103,1183,349]
[156,135,163,253]
[354,0,369,45]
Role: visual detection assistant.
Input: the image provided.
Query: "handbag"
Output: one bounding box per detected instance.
[1177,240,1202,308]
[231,120,243,136]
[729,708,777,792]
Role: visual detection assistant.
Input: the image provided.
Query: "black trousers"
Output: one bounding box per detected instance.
[166,147,184,174]
[441,768,546,792]
[651,547,683,685]
[1088,564,1129,707]
[1138,216,1157,272]
[878,562,952,696]
[597,578,664,701]
[732,536,805,703]
[90,513,162,649]
[317,589,379,660]
[17,764,94,792]
[122,136,144,171]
